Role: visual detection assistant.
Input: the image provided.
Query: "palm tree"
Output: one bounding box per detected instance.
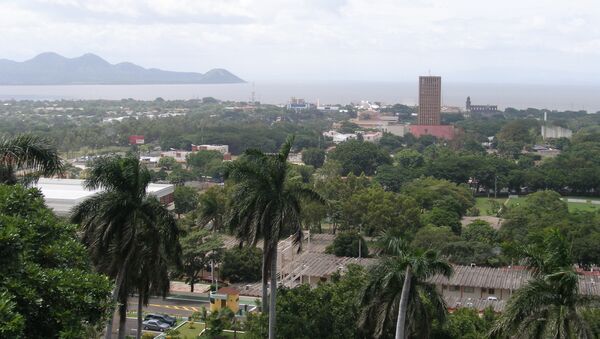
[0,134,63,184]
[132,199,180,339]
[71,155,180,339]
[225,136,323,339]
[359,235,452,339]
[491,230,600,338]
[196,185,227,231]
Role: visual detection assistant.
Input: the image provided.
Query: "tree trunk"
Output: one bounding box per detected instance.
[136,293,143,339]
[261,248,269,313]
[395,266,412,339]
[105,290,117,339]
[268,247,278,339]
[105,268,126,339]
[190,277,195,292]
[118,302,128,339]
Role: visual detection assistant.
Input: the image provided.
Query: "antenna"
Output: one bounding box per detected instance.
[251,82,255,104]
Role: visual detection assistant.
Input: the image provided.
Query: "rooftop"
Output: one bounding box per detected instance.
[33,178,174,216]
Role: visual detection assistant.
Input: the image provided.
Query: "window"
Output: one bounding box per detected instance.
[488,288,495,295]
[450,285,460,292]
[464,287,475,293]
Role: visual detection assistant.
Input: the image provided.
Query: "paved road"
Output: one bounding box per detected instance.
[108,296,210,336]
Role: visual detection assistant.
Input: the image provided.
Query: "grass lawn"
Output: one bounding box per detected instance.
[199,331,247,338]
[566,201,600,212]
[221,331,247,338]
[175,322,205,338]
[474,197,507,215]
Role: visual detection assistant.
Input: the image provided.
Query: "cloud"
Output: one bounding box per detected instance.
[1,0,600,83]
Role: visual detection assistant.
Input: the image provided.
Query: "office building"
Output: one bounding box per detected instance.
[417,76,441,125]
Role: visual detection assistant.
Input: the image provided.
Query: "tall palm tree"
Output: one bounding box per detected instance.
[71,155,180,339]
[225,136,323,339]
[491,230,600,338]
[359,236,452,339]
[0,134,63,184]
[132,199,180,339]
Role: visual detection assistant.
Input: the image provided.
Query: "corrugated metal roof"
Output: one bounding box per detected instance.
[431,265,600,296]
[280,252,376,278]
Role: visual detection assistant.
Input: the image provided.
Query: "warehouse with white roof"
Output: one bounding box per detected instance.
[33,178,174,216]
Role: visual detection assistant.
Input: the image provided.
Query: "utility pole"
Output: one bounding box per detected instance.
[358,225,362,260]
[494,175,498,199]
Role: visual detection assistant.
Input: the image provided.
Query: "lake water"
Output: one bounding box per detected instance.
[0,82,599,112]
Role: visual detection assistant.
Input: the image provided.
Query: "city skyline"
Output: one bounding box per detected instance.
[1,0,600,84]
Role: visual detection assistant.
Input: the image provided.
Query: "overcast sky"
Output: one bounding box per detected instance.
[2,0,600,84]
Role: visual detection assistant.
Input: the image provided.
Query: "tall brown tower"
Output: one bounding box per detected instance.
[417,76,441,125]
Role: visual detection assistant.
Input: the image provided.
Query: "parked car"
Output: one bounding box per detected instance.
[142,319,170,332]
[144,313,177,326]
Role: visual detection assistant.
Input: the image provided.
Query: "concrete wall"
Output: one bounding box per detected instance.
[437,284,512,300]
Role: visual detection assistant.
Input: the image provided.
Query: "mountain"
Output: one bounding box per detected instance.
[0,52,245,85]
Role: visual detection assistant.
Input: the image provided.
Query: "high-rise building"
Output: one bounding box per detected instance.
[417,76,441,125]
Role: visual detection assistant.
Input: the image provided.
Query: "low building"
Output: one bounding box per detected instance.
[541,125,573,139]
[33,178,174,216]
[128,135,145,145]
[323,130,357,144]
[160,150,192,163]
[210,287,240,313]
[430,264,600,311]
[279,252,377,287]
[317,105,340,112]
[359,131,383,142]
[409,125,458,140]
[191,144,229,154]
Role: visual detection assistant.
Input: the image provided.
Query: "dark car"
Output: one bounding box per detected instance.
[144,313,177,326]
[142,319,170,332]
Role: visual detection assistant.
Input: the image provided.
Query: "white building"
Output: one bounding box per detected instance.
[541,125,573,139]
[160,150,193,163]
[323,130,358,144]
[192,144,229,154]
[33,178,174,216]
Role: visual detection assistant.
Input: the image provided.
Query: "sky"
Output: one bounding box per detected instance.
[2,0,600,84]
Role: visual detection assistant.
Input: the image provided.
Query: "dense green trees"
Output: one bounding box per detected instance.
[329,140,391,175]
[245,265,368,339]
[301,147,325,168]
[186,150,223,178]
[179,228,223,292]
[173,185,199,217]
[0,184,113,338]
[432,307,497,338]
[326,231,369,258]
[221,247,263,283]
[339,185,421,236]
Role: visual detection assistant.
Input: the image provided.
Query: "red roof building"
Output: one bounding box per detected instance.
[409,125,457,140]
[128,135,145,145]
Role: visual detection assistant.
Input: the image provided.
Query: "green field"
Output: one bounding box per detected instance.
[564,200,600,212]
[474,197,507,216]
[172,321,205,338]
[477,196,600,213]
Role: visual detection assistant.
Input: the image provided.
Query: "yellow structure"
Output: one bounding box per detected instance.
[209,287,240,313]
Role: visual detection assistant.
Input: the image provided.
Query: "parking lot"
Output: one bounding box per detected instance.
[108,296,210,337]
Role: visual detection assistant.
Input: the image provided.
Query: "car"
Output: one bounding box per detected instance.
[142,319,170,332]
[144,313,177,326]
